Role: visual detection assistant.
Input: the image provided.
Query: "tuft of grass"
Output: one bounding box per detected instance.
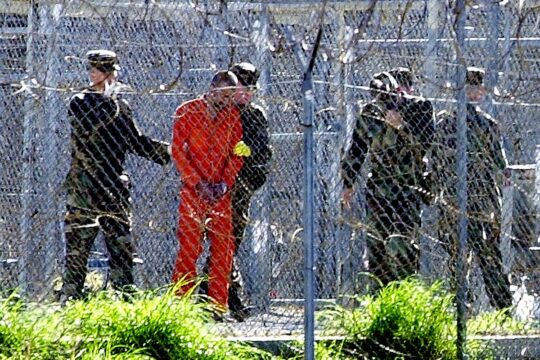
[469,309,535,336]
[269,338,352,360]
[5,278,534,359]
[465,309,535,359]
[328,278,457,359]
[0,291,73,359]
[0,286,274,359]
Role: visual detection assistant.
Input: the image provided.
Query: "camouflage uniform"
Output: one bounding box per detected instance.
[61,85,170,299]
[434,104,512,310]
[342,93,434,286]
[228,103,271,313]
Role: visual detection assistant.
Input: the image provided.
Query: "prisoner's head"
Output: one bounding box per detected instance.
[208,70,239,108]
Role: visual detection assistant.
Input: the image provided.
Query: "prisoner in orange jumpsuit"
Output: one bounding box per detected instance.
[171,71,244,309]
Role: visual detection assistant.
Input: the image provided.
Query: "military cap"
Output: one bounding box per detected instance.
[369,71,399,98]
[466,66,485,86]
[230,62,260,88]
[86,49,120,74]
[389,67,414,88]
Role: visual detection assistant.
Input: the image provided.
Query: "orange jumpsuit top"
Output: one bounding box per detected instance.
[172,97,243,189]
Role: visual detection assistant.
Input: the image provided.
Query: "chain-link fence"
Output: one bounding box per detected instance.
[2,0,540,356]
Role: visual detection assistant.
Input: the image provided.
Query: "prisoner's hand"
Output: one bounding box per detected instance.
[209,182,228,202]
[195,181,214,203]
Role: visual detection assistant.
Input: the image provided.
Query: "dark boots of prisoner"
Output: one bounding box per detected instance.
[59,50,170,302]
[434,67,512,311]
[200,62,272,321]
[341,69,435,290]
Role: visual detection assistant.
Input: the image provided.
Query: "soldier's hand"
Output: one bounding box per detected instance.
[233,141,252,157]
[385,109,404,129]
[341,187,354,209]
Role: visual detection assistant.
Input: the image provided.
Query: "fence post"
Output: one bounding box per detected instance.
[485,0,500,117]
[337,8,359,299]
[454,0,469,358]
[483,0,515,285]
[535,146,540,245]
[301,24,323,360]
[419,0,442,281]
[41,2,64,299]
[19,0,38,297]
[423,0,441,97]
[302,53,316,360]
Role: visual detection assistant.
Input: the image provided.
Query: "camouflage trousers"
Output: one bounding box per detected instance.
[438,205,512,310]
[60,202,134,300]
[365,194,422,288]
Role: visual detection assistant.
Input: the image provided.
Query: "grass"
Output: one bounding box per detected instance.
[0,286,273,360]
[320,277,540,359]
[330,278,457,359]
[469,309,538,336]
[0,278,536,359]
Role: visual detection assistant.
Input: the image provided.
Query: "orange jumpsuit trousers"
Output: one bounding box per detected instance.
[174,188,234,307]
[171,97,243,309]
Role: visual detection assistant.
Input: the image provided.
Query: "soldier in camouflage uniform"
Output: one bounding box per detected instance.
[60,50,170,300]
[434,67,512,310]
[228,63,272,319]
[341,70,434,287]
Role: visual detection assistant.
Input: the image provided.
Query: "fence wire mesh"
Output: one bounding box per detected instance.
[2,0,540,357]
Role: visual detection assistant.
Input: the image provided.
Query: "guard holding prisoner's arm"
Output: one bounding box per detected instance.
[59,50,170,301]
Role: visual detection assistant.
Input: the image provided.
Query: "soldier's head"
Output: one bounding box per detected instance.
[369,71,400,109]
[466,66,486,103]
[389,67,415,95]
[86,49,120,90]
[230,62,260,105]
[207,70,239,109]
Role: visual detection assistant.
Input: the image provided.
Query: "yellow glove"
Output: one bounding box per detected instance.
[233,141,252,157]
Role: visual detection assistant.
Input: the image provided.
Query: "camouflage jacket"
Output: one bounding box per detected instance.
[65,85,170,209]
[434,104,507,209]
[342,95,435,202]
[236,103,272,190]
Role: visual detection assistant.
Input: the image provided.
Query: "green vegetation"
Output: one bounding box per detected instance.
[327,278,457,359]
[0,288,272,360]
[0,279,535,359]
[469,309,535,336]
[319,278,537,359]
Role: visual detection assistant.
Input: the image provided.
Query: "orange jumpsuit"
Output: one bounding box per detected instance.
[171,97,243,308]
